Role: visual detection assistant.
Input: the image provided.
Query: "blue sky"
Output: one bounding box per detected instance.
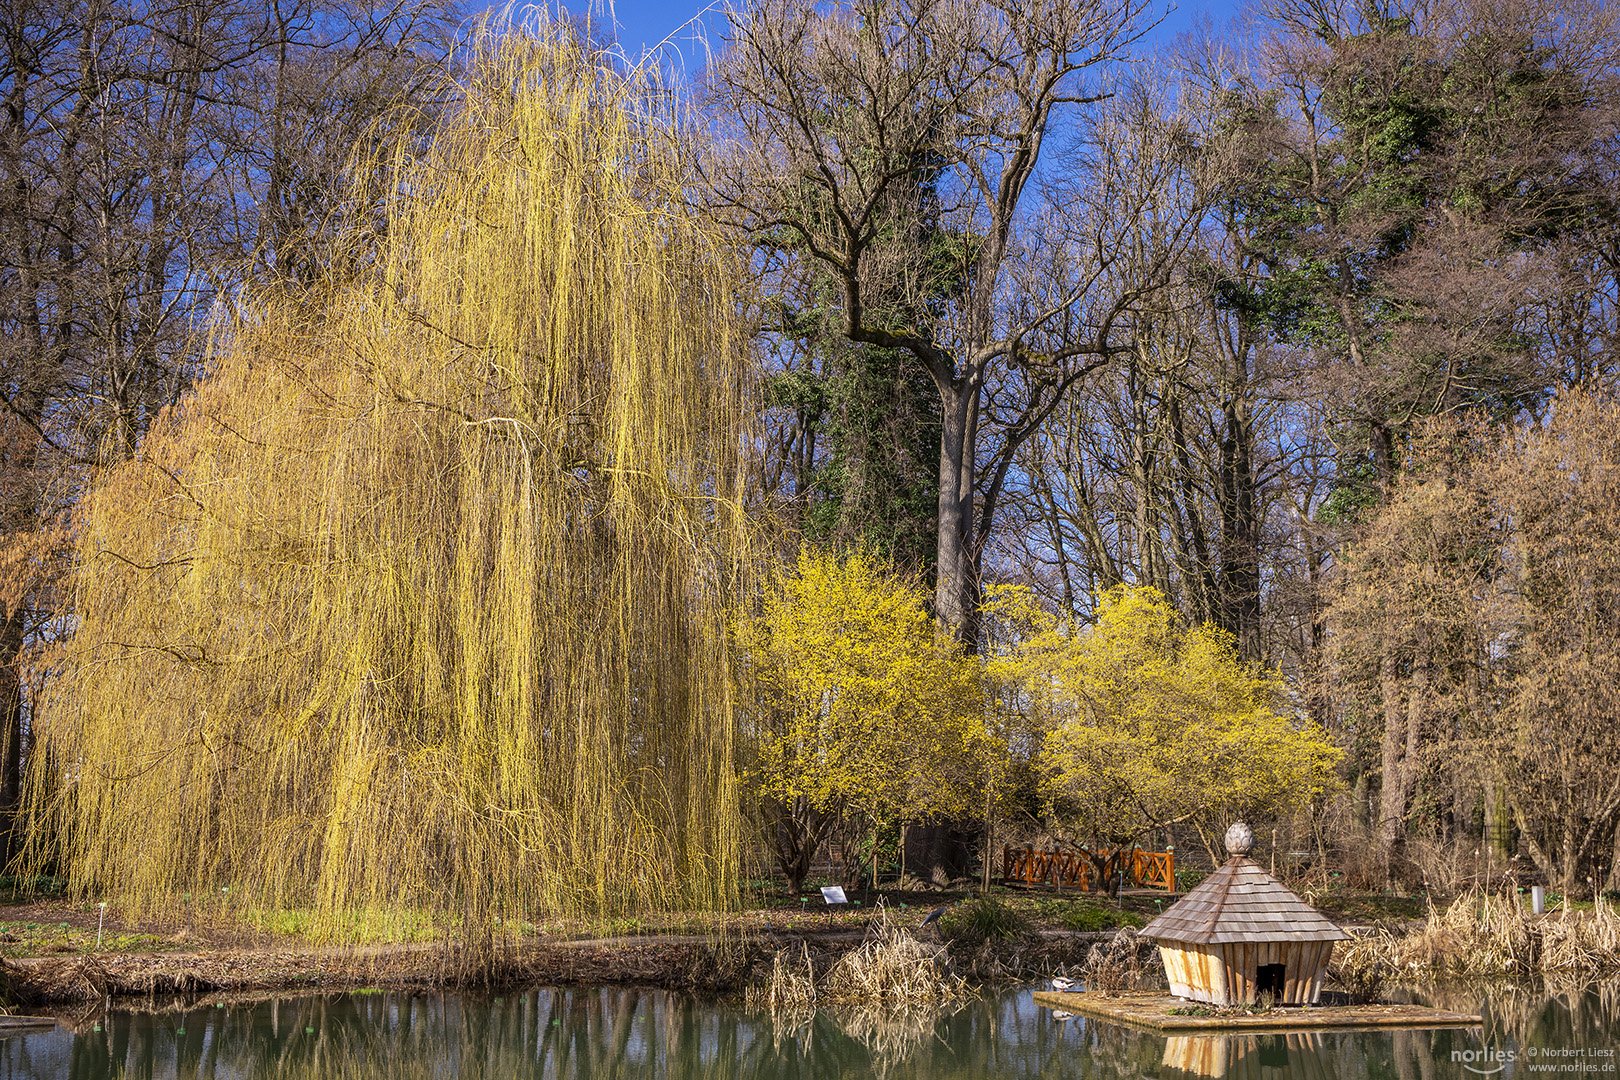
[581,0,1250,69]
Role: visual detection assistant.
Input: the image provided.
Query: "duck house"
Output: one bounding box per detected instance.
[1140,823,1349,1006]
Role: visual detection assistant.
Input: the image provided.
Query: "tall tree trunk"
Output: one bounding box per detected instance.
[1483,775,1512,869]
[1164,394,1215,622]
[1370,420,1398,494]
[981,806,994,894]
[1377,649,1408,883]
[1127,354,1166,593]
[1217,395,1262,660]
[936,379,980,648]
[1403,656,1428,846]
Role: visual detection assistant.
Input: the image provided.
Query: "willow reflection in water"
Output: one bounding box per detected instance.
[0,984,1615,1079]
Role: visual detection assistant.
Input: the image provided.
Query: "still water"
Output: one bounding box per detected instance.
[1,984,1615,1079]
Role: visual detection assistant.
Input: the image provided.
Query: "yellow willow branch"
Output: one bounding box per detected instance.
[20,20,756,943]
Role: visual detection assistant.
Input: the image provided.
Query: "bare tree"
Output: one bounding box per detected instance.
[0,0,458,853]
[1490,393,1620,897]
[986,62,1331,667]
[707,0,1196,644]
[223,0,461,284]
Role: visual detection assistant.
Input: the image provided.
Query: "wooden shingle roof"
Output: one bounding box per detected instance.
[1140,856,1351,945]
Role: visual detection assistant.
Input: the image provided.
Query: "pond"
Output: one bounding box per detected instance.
[1,983,1615,1079]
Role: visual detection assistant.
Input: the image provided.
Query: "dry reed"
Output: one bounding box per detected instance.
[19,21,753,942]
[821,908,969,1007]
[749,906,967,1011]
[1079,927,1161,994]
[748,942,820,1012]
[748,909,967,1077]
[1333,891,1620,988]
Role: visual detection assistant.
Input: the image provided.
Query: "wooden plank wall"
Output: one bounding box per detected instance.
[1158,944,1228,1004]
[1158,940,1335,1005]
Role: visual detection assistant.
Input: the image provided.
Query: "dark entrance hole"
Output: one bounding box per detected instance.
[1256,963,1287,999]
[1257,1036,1290,1068]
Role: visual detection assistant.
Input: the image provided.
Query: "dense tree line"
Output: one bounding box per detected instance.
[726,0,1620,893]
[4,0,1620,910]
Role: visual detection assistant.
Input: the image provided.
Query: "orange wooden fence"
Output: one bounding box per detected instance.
[1001,846,1175,892]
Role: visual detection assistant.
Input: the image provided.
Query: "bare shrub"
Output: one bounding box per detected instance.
[1080,928,1162,994]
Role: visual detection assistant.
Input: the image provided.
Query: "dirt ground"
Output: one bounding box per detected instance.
[0,895,914,1005]
[1,934,785,1005]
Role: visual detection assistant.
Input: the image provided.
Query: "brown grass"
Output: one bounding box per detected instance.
[1333,890,1620,990]
[822,910,968,1007]
[749,905,966,1011]
[1079,927,1163,993]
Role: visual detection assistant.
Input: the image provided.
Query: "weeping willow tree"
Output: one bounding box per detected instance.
[20,25,753,936]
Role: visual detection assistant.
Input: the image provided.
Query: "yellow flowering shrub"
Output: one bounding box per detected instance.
[742,549,996,884]
[992,584,1341,859]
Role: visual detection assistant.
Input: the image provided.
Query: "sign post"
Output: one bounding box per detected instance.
[820,885,847,926]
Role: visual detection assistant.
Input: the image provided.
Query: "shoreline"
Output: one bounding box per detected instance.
[4,931,1614,1021]
[0,889,1156,1007]
[1,928,1116,1007]
[2,935,785,1005]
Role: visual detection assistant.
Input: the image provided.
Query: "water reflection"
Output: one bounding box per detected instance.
[1166,1032,1373,1080]
[0,982,1613,1079]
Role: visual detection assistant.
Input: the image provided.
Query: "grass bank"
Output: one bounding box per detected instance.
[0,888,1148,1006]
[11,883,1511,1007]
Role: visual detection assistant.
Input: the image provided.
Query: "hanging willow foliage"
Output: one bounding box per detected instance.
[20,25,753,937]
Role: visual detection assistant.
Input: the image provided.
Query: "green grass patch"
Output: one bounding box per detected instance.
[241,906,441,944]
[936,898,1027,948]
[1308,891,1428,923]
[0,919,164,957]
[1026,898,1145,932]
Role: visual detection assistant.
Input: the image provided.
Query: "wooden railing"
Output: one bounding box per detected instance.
[1132,848,1175,890]
[1001,845,1176,892]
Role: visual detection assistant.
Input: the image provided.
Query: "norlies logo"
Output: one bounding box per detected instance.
[1452,1046,1515,1075]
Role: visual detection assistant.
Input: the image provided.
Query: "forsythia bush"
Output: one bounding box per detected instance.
[989,584,1341,856]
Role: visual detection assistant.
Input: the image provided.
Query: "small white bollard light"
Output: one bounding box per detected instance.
[1531,885,1546,915]
[96,901,107,951]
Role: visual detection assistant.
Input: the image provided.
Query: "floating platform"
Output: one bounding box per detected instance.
[0,1016,55,1037]
[1032,990,1481,1034]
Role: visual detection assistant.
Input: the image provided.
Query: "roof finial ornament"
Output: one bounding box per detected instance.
[1224,821,1254,859]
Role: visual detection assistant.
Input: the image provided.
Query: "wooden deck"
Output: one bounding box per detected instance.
[1031,990,1481,1034]
[0,1016,55,1036]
